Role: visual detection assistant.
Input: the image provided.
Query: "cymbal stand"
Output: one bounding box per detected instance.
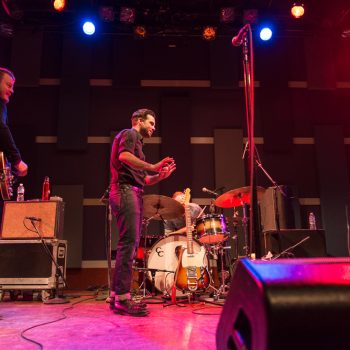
[231,209,240,261]
[240,197,250,257]
[136,215,158,299]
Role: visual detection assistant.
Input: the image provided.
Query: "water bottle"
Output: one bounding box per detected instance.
[42,176,50,200]
[308,212,316,230]
[17,183,25,202]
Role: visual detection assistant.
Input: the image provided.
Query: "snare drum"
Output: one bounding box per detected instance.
[147,234,208,295]
[195,214,229,244]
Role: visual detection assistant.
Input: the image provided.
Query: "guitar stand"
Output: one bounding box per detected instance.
[163,289,201,308]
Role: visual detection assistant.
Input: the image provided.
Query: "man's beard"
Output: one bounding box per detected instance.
[140,126,151,138]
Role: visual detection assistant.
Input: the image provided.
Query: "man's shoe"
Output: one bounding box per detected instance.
[109,297,147,310]
[113,299,149,316]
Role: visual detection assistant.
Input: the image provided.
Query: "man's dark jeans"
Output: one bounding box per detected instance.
[109,184,143,295]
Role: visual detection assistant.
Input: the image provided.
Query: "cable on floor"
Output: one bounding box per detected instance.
[20,294,96,349]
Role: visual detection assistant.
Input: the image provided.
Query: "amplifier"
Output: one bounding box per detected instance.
[1,200,65,239]
[263,229,327,258]
[0,239,67,290]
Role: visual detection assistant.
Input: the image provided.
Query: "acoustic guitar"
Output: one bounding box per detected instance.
[0,151,14,200]
[175,188,209,292]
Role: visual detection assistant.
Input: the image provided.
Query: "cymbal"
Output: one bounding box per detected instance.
[143,194,184,220]
[214,186,265,208]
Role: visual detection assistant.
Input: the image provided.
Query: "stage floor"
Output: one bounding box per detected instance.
[0,291,222,349]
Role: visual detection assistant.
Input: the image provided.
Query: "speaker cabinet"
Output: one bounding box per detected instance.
[0,239,67,289]
[216,258,350,350]
[260,186,299,232]
[263,229,327,258]
[1,200,65,239]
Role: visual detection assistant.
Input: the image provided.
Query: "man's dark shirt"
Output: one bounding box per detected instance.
[110,128,146,188]
[0,100,21,165]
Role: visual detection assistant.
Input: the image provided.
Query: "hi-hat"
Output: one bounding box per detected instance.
[214,186,265,208]
[143,194,184,220]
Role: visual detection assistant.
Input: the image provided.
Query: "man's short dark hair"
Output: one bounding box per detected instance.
[0,67,15,81]
[131,108,156,125]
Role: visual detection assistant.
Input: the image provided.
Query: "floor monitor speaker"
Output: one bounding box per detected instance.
[216,258,350,350]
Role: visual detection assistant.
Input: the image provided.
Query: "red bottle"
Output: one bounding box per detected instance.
[42,176,50,200]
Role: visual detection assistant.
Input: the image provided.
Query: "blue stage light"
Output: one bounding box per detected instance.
[259,27,273,41]
[82,21,96,35]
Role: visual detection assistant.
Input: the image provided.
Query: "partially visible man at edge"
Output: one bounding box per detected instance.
[0,68,28,195]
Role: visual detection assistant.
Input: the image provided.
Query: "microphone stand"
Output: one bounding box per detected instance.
[99,187,113,301]
[28,219,69,304]
[271,236,310,260]
[240,26,261,258]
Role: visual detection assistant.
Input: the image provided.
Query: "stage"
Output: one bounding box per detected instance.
[0,291,222,350]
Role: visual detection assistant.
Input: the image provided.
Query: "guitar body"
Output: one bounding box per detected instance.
[174,188,210,293]
[0,152,13,201]
[175,246,210,292]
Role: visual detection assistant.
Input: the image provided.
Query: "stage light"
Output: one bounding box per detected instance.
[243,9,258,24]
[134,25,146,38]
[202,26,216,41]
[220,7,235,23]
[291,3,305,19]
[120,6,135,24]
[259,27,273,41]
[99,6,115,22]
[53,0,66,12]
[82,21,95,35]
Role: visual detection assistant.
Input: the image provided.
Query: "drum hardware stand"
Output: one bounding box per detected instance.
[216,244,231,299]
[205,244,231,301]
[26,218,69,304]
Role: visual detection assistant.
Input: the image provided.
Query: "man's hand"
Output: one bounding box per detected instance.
[158,161,176,180]
[14,160,28,177]
[153,157,174,173]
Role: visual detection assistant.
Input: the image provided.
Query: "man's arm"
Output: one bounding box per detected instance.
[119,151,176,185]
[0,119,28,176]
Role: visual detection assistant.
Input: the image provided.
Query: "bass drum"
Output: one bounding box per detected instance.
[147,234,208,296]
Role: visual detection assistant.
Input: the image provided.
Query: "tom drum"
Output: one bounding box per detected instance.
[195,214,229,244]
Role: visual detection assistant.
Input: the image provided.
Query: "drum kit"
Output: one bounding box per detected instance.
[134,186,266,301]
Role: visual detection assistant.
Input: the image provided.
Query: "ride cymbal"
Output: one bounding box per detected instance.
[214,186,265,208]
[143,194,184,220]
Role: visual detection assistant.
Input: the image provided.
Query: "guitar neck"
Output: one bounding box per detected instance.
[185,204,194,254]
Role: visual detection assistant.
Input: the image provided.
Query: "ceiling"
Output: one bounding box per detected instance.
[0,0,349,38]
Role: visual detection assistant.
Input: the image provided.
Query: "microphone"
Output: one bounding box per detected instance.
[202,187,219,197]
[25,216,41,221]
[231,24,249,47]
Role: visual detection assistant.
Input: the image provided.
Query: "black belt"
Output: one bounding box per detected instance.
[117,184,144,194]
